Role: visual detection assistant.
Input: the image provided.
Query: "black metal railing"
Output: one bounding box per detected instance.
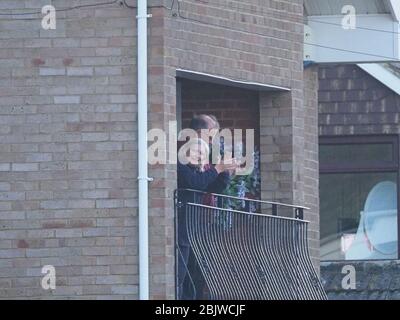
[174,188,327,300]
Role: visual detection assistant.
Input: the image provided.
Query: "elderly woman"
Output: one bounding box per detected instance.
[177,137,238,299]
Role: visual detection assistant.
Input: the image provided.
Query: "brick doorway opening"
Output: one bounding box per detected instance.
[178,78,260,146]
[175,77,262,299]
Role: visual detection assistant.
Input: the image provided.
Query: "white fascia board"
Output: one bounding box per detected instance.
[176,69,290,92]
[358,63,400,95]
[305,14,400,63]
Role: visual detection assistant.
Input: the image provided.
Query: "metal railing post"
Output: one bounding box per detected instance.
[295,207,304,220]
[272,204,278,216]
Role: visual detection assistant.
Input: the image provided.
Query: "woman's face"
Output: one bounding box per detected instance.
[188,142,209,166]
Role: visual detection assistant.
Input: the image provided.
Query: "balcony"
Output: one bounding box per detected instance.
[175,189,327,300]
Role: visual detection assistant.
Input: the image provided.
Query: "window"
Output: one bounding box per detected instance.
[319,135,399,261]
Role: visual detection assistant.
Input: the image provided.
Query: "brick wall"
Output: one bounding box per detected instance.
[163,0,320,274]
[0,1,139,299]
[180,79,260,140]
[152,0,318,297]
[0,0,320,299]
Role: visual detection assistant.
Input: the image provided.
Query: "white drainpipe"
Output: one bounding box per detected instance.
[137,0,151,300]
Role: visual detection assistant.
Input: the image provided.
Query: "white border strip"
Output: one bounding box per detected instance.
[176,68,291,92]
[388,0,400,22]
[358,63,400,96]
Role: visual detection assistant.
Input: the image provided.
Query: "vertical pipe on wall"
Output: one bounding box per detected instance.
[137,0,150,300]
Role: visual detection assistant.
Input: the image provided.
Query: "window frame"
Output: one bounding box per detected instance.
[319,134,400,261]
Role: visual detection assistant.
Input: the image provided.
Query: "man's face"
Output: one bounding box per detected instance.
[198,117,219,143]
[204,117,217,130]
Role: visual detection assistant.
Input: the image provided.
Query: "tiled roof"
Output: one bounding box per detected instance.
[321,260,400,300]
